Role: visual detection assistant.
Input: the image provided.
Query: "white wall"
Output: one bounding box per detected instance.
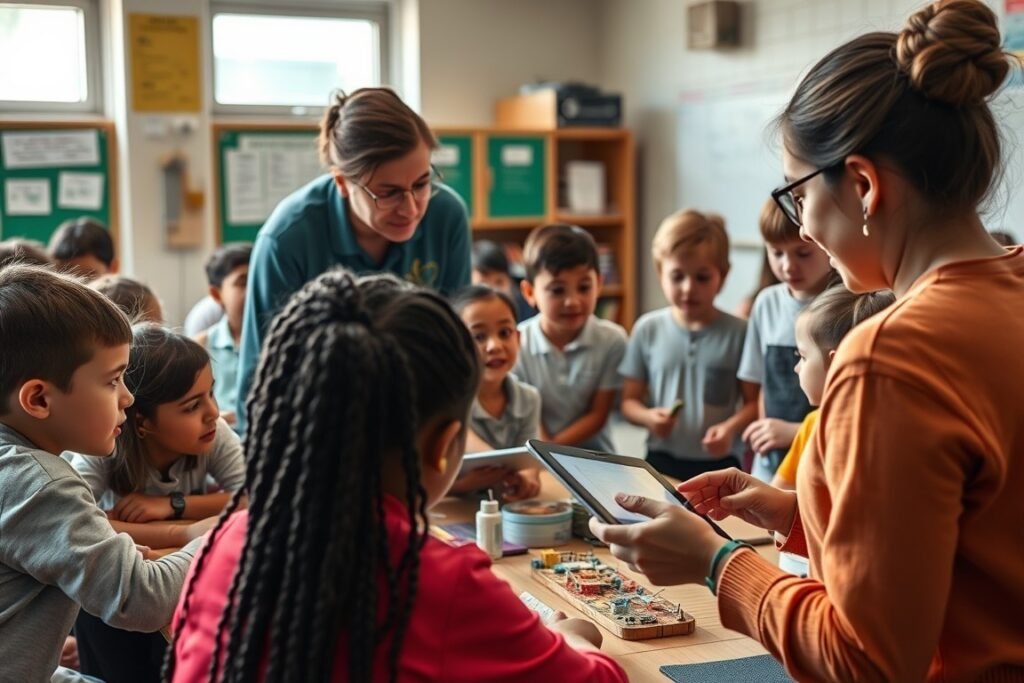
[107,0,215,328]
[597,0,957,314]
[418,0,604,125]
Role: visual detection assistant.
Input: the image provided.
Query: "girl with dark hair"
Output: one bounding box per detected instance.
[589,1,1024,680]
[70,325,244,683]
[165,269,625,682]
[236,88,472,431]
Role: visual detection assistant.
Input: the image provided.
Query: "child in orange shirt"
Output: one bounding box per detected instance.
[771,285,895,491]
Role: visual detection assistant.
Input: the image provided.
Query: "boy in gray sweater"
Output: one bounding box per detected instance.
[0,265,210,683]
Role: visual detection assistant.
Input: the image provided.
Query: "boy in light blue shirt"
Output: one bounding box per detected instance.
[513,224,626,453]
[195,243,251,429]
[619,210,756,481]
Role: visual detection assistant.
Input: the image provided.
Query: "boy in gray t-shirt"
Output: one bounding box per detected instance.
[620,210,757,481]
[0,266,208,683]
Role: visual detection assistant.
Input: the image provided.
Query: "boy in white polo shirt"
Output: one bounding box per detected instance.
[513,224,626,453]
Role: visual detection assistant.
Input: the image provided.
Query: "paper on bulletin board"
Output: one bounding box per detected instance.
[129,14,201,112]
[432,144,460,166]
[1,130,100,169]
[225,150,266,224]
[58,172,105,210]
[225,135,324,225]
[5,179,52,215]
[501,145,534,167]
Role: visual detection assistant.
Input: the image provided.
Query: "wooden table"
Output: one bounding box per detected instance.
[432,472,777,682]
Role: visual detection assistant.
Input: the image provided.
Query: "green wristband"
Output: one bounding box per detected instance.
[705,539,753,595]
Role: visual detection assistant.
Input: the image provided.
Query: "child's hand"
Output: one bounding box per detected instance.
[60,636,79,670]
[702,423,734,457]
[448,466,507,495]
[502,468,541,501]
[646,407,677,438]
[742,418,798,454]
[546,611,604,649]
[111,493,173,523]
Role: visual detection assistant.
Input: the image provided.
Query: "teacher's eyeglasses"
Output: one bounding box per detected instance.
[351,166,444,211]
[770,162,840,228]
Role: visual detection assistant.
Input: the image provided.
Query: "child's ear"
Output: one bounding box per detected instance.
[332,172,351,199]
[421,418,464,474]
[17,380,53,419]
[828,349,837,364]
[520,279,537,308]
[208,286,224,307]
[135,413,155,439]
[715,267,729,294]
[109,257,120,275]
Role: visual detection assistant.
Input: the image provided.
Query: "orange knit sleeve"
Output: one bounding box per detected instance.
[714,367,975,682]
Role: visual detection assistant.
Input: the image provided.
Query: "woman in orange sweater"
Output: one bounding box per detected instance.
[590,1,1024,681]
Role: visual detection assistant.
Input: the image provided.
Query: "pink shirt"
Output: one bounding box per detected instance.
[172,497,626,682]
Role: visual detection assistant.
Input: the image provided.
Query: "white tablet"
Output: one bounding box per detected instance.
[458,446,539,475]
[526,439,731,539]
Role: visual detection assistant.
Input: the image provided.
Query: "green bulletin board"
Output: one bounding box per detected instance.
[487,135,546,218]
[433,134,473,215]
[0,124,116,245]
[215,125,321,243]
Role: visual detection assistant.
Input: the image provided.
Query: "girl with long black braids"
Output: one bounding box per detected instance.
[165,268,625,682]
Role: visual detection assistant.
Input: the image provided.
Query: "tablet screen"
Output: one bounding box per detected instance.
[550,451,684,523]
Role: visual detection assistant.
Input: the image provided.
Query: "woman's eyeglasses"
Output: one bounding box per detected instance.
[770,163,840,228]
[351,166,445,211]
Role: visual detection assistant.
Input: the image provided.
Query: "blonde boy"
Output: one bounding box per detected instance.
[738,198,833,481]
[514,224,627,452]
[0,265,207,682]
[620,210,756,480]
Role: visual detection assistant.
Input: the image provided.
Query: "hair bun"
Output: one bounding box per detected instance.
[896,0,1011,105]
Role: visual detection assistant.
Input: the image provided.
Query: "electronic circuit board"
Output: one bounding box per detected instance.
[530,549,695,640]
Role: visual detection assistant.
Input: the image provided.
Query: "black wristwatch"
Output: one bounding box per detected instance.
[169,492,186,520]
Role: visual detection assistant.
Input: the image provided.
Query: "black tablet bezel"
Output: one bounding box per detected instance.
[526,439,732,540]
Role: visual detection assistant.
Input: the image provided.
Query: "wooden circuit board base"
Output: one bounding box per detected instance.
[530,550,696,640]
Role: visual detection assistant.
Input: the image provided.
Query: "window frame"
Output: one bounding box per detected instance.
[209,1,391,116]
[0,0,103,113]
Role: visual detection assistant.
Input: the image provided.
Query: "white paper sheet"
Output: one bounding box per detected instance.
[501,144,534,167]
[2,130,100,169]
[225,150,266,224]
[5,178,51,215]
[58,172,104,210]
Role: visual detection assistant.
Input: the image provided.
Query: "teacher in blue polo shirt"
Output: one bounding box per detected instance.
[236,87,471,425]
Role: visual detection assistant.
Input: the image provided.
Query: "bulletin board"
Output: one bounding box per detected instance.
[0,121,118,247]
[213,123,323,244]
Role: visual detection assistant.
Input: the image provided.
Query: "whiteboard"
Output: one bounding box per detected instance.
[677,83,1024,311]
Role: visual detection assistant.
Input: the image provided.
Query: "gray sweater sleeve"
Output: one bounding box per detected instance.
[2,472,200,632]
[205,418,246,493]
[67,452,109,505]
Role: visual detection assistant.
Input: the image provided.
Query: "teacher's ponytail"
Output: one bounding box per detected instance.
[318,88,436,181]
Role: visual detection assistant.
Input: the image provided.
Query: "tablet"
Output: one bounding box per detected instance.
[458,446,539,475]
[526,440,731,539]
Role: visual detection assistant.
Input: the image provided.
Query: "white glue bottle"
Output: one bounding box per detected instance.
[476,489,503,560]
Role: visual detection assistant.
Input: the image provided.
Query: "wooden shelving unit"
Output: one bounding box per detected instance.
[432,125,636,329]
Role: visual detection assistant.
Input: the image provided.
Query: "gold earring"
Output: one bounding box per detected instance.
[862,206,870,237]
[438,456,448,474]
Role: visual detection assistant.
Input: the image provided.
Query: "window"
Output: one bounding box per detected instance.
[211,4,389,113]
[0,1,100,111]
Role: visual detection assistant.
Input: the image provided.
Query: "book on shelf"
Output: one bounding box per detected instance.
[596,243,619,285]
[595,297,620,322]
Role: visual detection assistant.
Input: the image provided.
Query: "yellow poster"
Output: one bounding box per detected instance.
[129,14,201,112]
